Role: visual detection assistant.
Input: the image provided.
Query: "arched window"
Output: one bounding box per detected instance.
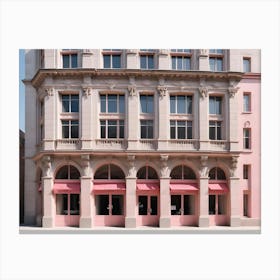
[55,165,80,179]
[94,164,125,179]
[209,167,226,180]
[170,165,196,180]
[137,166,158,179]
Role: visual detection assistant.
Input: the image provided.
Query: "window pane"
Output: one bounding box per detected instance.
[94,165,109,179]
[112,195,124,215]
[140,95,147,113]
[183,166,196,179]
[147,95,154,113]
[138,196,148,215]
[243,59,250,72]
[112,55,121,68]
[148,55,154,69]
[218,195,226,214]
[170,166,182,179]
[170,96,176,113]
[119,120,124,138]
[56,194,66,214]
[177,57,182,69]
[108,120,117,138]
[71,121,79,138]
[209,97,215,114]
[62,96,69,112]
[217,123,221,140]
[177,96,186,113]
[209,195,216,215]
[209,58,215,71]
[103,55,111,68]
[70,165,80,179]
[171,195,181,215]
[147,123,153,138]
[100,120,106,138]
[184,57,191,70]
[100,95,106,112]
[141,123,146,139]
[119,95,125,113]
[150,196,158,215]
[209,124,215,140]
[96,195,109,215]
[71,96,79,112]
[56,166,68,179]
[187,121,192,139]
[70,194,80,215]
[243,165,249,179]
[110,164,125,179]
[209,168,216,180]
[170,126,176,139]
[187,96,192,114]
[217,168,226,180]
[217,58,223,71]
[63,55,70,68]
[140,56,146,69]
[184,195,194,215]
[171,57,176,70]
[62,121,69,138]
[148,166,158,179]
[108,95,117,113]
[71,54,78,68]
[137,167,146,179]
[177,125,186,139]
[217,97,222,114]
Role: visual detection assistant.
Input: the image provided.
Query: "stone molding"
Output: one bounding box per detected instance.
[199,86,209,99]
[82,87,92,97]
[128,85,136,97]
[157,85,168,98]
[228,86,239,98]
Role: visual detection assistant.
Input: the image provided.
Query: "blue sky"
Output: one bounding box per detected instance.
[19,49,25,132]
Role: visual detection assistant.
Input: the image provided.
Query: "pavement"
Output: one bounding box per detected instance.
[19,225,261,234]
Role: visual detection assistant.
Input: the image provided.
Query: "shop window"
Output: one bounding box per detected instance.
[138,195,158,216]
[56,194,80,215]
[137,166,158,179]
[171,195,181,215]
[209,194,226,215]
[209,167,226,180]
[170,165,196,179]
[170,95,192,114]
[95,194,124,215]
[55,165,80,179]
[171,195,195,215]
[243,194,249,216]
[140,94,154,113]
[61,94,79,113]
[94,164,125,179]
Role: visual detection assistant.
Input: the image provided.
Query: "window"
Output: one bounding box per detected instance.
[140,95,154,113]
[137,166,158,179]
[243,165,249,179]
[172,56,191,70]
[243,128,251,149]
[209,96,222,114]
[100,120,124,138]
[62,120,79,138]
[170,95,192,114]
[209,194,226,215]
[209,49,223,71]
[100,94,125,113]
[62,53,78,68]
[171,49,191,53]
[94,164,125,179]
[95,195,124,215]
[140,55,154,69]
[170,120,192,139]
[243,93,251,112]
[243,194,249,216]
[243,58,251,72]
[56,194,80,215]
[140,120,154,139]
[55,165,80,179]
[170,165,196,180]
[103,54,121,68]
[209,167,226,180]
[209,121,222,140]
[171,195,195,215]
[62,94,79,113]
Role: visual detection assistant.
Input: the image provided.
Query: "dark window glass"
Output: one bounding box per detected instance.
[243,165,249,179]
[70,194,80,215]
[140,95,154,113]
[217,58,223,71]
[112,195,124,215]
[138,196,148,215]
[170,166,182,179]
[170,121,176,139]
[243,194,248,216]
[217,168,226,180]
[63,55,70,68]
[209,58,215,71]
[112,55,121,68]
[96,195,109,215]
[177,121,186,139]
[187,121,192,139]
[70,165,80,179]
[100,120,106,138]
[147,166,158,179]
[177,56,182,69]
[148,55,154,69]
[71,54,77,68]
[184,57,191,70]
[217,123,221,140]
[137,167,146,179]
[177,96,186,113]
[187,96,192,114]
[71,95,79,112]
[171,195,181,215]
[183,166,196,179]
[103,55,111,68]
[62,95,69,112]
[140,56,146,69]
[100,95,106,112]
[119,95,125,113]
[108,95,117,113]
[218,195,226,214]
[56,166,68,179]
[119,120,124,138]
[209,195,216,215]
[243,58,251,72]
[209,96,222,115]
[110,164,125,179]
[62,194,68,214]
[108,120,117,138]
[170,96,176,113]
[171,57,176,69]
[94,165,109,179]
[140,120,153,139]
[71,121,79,138]
[62,121,69,138]
[150,196,158,215]
[184,195,194,215]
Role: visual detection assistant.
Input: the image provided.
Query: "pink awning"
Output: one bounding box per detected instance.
[53,183,80,194]
[137,183,159,191]
[209,183,228,193]
[93,183,126,191]
[38,184,42,192]
[170,183,198,192]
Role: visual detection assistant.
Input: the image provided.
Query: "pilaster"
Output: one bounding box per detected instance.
[198,49,209,71]
[126,49,138,69]
[82,49,94,68]
[199,156,209,227]
[230,176,241,227]
[158,49,169,70]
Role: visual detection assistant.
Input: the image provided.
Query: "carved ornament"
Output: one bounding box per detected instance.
[157,86,168,98]
[228,87,239,98]
[199,86,209,99]
[82,87,92,97]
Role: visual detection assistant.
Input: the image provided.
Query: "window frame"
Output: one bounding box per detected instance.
[209,121,222,140]
[170,95,193,114]
[140,120,154,139]
[243,92,251,113]
[170,120,192,139]
[140,54,155,69]
[61,119,79,139]
[100,94,125,114]
[102,49,122,69]
[209,194,226,215]
[61,50,78,68]
[61,94,79,113]
[243,128,251,149]
[243,164,250,180]
[243,57,251,72]
[100,119,124,139]
[140,94,154,114]
[209,96,222,115]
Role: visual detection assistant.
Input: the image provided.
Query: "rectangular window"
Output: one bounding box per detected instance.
[103,54,121,68]
[140,55,154,69]
[209,57,223,71]
[209,195,216,215]
[140,120,154,139]
[170,120,192,139]
[243,128,251,149]
[62,120,79,139]
[209,96,222,114]
[100,94,125,113]
[140,95,154,113]
[170,95,192,114]
[62,94,79,113]
[100,120,124,139]
[209,121,222,140]
[96,195,109,215]
[243,93,251,112]
[112,195,124,215]
[209,49,223,54]
[243,165,249,179]
[184,195,194,215]
[171,56,191,70]
[243,58,251,72]
[171,195,181,215]
[209,194,226,215]
[243,194,249,216]
[62,53,78,68]
[56,194,80,215]
[217,195,226,214]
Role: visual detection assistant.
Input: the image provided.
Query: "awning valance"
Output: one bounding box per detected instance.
[208,183,228,193]
[170,183,198,192]
[92,183,126,191]
[53,183,80,194]
[137,183,159,191]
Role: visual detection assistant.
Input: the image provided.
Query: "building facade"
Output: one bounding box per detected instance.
[23,49,261,228]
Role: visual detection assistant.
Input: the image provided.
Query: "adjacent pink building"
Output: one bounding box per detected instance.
[23,49,261,228]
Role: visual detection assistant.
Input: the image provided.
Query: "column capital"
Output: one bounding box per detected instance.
[157,85,168,99]
[199,49,209,57]
[44,87,54,97]
[199,86,209,99]
[128,85,137,97]
[228,86,239,98]
[82,86,92,97]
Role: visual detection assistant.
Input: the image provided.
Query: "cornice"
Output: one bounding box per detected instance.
[30,68,246,88]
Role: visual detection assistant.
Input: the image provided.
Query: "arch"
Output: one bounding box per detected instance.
[53,160,83,179]
[209,167,226,180]
[168,159,200,179]
[94,164,125,179]
[137,166,159,179]
[170,165,196,180]
[93,158,127,178]
[55,165,80,179]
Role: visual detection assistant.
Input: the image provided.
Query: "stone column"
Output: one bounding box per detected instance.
[126,49,138,69]
[127,80,139,150]
[198,84,209,150]
[198,156,209,227]
[228,86,239,151]
[82,49,94,68]
[229,156,241,226]
[80,155,93,228]
[125,155,137,228]
[43,84,56,150]
[159,155,171,228]
[157,84,169,150]
[198,49,209,71]
[81,83,93,149]
[41,156,55,228]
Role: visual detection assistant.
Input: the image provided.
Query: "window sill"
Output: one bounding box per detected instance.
[242,111,252,114]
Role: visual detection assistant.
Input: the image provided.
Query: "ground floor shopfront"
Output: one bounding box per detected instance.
[35,155,259,228]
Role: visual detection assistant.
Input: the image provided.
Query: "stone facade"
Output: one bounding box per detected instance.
[23,49,261,228]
